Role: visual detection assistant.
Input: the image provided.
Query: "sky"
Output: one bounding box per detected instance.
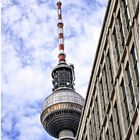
[1,0,108,140]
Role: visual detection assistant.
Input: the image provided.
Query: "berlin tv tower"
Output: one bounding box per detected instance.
[40,0,84,139]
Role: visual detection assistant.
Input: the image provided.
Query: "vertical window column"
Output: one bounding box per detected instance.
[119,79,131,133]
[109,116,116,140]
[117,10,125,48]
[112,28,120,69]
[122,0,131,29]
[92,110,97,140]
[89,118,94,140]
[99,79,106,120]
[108,29,117,76]
[87,120,92,140]
[125,0,136,20]
[105,129,110,140]
[114,16,123,55]
[119,1,129,37]
[102,69,109,111]
[105,52,113,96]
[124,62,137,120]
[135,127,139,140]
[129,46,139,105]
[113,103,122,139]
[94,99,100,139]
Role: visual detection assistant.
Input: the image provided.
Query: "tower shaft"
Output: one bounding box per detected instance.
[59,130,75,140]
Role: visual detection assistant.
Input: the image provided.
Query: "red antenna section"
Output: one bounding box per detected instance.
[57,0,66,63]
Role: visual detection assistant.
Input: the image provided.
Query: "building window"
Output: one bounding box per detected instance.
[130,46,138,68]
[113,103,122,139]
[130,82,136,110]
[129,46,139,104]
[105,129,110,140]
[92,110,97,140]
[89,120,93,140]
[110,30,119,71]
[105,52,113,95]
[122,0,131,29]
[99,80,106,119]
[119,79,130,132]
[85,136,88,140]
[97,98,101,130]
[109,116,115,139]
[117,10,125,47]
[125,62,137,110]
[94,98,100,139]
[83,126,87,140]
[113,28,120,65]
[102,68,109,111]
[135,127,139,140]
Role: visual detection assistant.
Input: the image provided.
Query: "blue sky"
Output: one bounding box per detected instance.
[1,0,108,139]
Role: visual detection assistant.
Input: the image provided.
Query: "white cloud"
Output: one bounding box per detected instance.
[96,0,108,5]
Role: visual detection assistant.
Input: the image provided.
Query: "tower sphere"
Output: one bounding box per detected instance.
[40,87,84,138]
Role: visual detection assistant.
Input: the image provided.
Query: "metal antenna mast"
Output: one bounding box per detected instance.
[57,0,66,63]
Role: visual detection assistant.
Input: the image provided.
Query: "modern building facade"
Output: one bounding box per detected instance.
[76,0,139,140]
[40,0,84,140]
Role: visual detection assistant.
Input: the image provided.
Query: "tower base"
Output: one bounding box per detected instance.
[59,130,75,140]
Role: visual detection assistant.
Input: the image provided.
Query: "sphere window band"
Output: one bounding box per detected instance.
[42,90,84,109]
[42,103,82,117]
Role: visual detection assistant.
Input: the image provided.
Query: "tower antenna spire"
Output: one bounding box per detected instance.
[57,0,66,63]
